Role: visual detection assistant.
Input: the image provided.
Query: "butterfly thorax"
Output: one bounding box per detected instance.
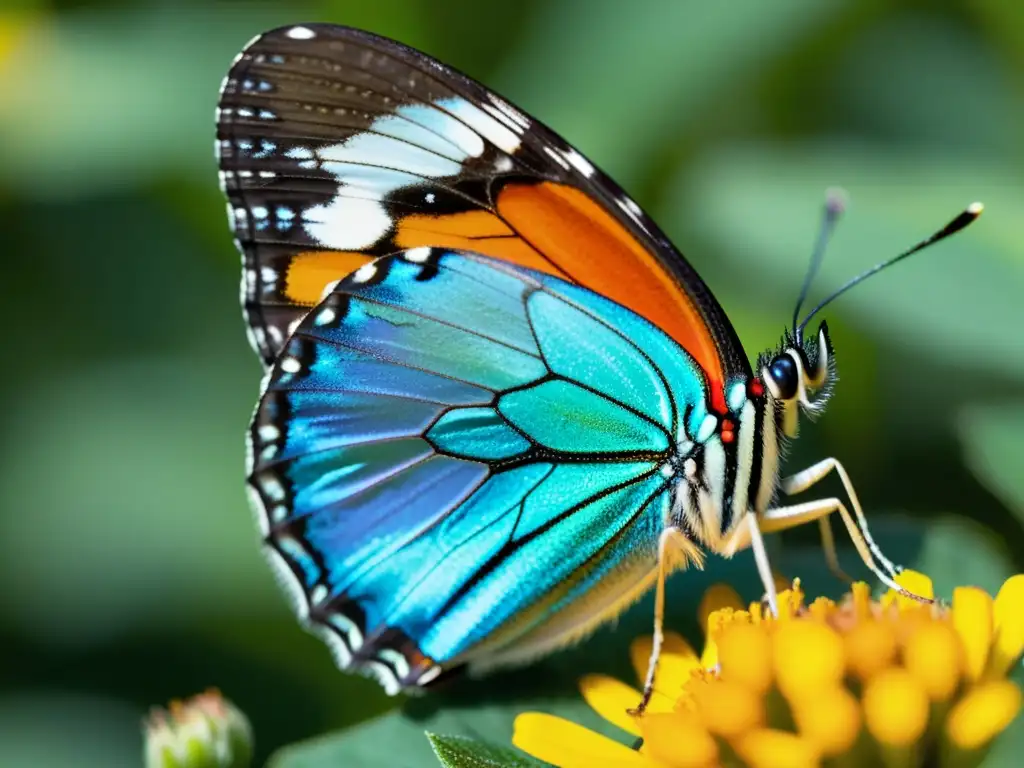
[671,322,835,555]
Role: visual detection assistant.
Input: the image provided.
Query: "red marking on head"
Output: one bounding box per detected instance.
[750,378,764,398]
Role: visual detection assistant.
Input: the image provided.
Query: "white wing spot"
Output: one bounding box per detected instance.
[303,196,392,250]
[287,26,316,40]
[543,146,571,171]
[321,279,342,300]
[353,263,378,283]
[418,665,443,686]
[280,357,302,374]
[438,96,521,154]
[728,381,748,412]
[486,93,531,130]
[696,414,718,442]
[259,476,286,502]
[406,247,432,263]
[315,308,337,326]
[563,148,595,177]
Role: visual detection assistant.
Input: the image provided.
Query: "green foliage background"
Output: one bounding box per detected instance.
[1,1,1022,765]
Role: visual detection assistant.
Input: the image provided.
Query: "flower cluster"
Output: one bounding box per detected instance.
[513,572,1024,768]
[144,689,253,768]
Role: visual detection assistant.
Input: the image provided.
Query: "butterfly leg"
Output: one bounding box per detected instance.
[629,527,691,717]
[817,515,854,586]
[746,512,780,616]
[758,497,909,596]
[779,458,900,578]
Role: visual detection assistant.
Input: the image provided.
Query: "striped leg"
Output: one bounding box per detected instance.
[779,458,900,578]
[758,497,911,596]
[629,527,692,716]
[747,511,780,616]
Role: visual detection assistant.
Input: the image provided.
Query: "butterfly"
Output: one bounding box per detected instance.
[216,23,980,704]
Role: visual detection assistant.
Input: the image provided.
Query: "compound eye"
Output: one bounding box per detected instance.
[768,355,799,400]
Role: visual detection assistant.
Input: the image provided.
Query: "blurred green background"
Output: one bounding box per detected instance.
[1,1,1023,765]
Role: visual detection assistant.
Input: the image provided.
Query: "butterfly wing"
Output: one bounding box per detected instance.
[217,23,750,410]
[248,248,715,690]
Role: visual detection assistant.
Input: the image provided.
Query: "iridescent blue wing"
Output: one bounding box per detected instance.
[248,248,714,691]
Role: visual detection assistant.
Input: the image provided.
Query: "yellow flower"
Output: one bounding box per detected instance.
[512,573,1024,768]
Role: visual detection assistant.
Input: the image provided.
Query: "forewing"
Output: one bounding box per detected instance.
[217,24,749,409]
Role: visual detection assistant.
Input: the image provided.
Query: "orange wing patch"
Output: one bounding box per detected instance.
[283,190,727,409]
[394,210,563,276]
[497,182,726,407]
[284,251,376,305]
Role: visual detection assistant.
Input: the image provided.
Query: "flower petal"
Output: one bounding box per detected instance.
[987,574,1024,679]
[639,712,718,768]
[772,620,845,699]
[732,728,820,768]
[945,680,1023,750]
[903,621,963,701]
[630,632,700,699]
[512,713,658,768]
[579,674,643,737]
[851,581,873,619]
[688,677,764,738]
[887,569,934,608]
[953,586,994,681]
[863,669,930,746]
[790,685,861,757]
[844,619,897,681]
[717,622,772,694]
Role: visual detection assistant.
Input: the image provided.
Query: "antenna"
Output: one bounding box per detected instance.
[797,202,983,335]
[792,188,847,339]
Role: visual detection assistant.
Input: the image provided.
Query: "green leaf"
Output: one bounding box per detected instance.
[669,143,1024,380]
[959,403,1024,521]
[268,697,594,768]
[427,733,544,768]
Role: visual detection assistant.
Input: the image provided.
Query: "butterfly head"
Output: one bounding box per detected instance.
[762,196,984,439]
[759,322,835,438]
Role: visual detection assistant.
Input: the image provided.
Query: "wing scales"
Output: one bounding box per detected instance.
[247,249,702,688]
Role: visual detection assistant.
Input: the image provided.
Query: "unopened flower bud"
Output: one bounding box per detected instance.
[144,689,252,768]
